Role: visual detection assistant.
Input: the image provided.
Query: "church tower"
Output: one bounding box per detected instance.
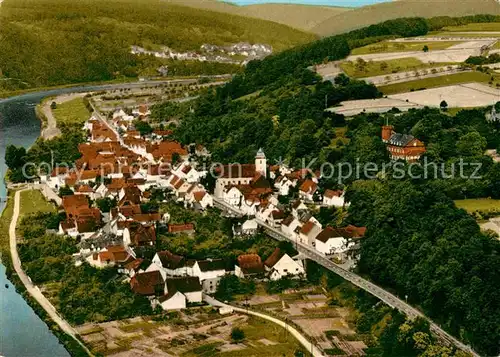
[255,148,267,178]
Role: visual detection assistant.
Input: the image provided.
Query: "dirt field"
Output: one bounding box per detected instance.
[241,288,367,356]
[328,98,423,116]
[388,83,500,108]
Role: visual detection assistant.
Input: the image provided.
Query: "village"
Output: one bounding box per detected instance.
[130,42,273,69]
[30,94,405,317]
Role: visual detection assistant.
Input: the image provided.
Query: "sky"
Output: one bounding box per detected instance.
[220,0,391,6]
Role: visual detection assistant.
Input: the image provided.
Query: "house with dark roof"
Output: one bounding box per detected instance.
[314,225,366,261]
[235,254,265,279]
[157,276,202,311]
[382,125,426,162]
[264,248,305,281]
[149,250,189,278]
[192,259,229,293]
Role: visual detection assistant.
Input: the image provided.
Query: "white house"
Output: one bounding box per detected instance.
[315,227,355,259]
[264,248,305,281]
[148,250,189,279]
[298,220,322,246]
[281,216,302,238]
[191,259,228,293]
[299,179,317,202]
[274,176,295,196]
[190,190,213,210]
[323,189,346,207]
[158,276,203,311]
[291,201,308,219]
[241,219,258,235]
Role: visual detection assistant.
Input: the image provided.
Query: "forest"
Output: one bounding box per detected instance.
[0,0,314,92]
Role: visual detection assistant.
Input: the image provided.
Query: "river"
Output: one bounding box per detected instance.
[0,81,173,357]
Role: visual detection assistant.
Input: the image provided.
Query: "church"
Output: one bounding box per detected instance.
[214,148,268,198]
[382,125,426,162]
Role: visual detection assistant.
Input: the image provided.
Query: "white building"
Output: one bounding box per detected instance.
[191,259,228,293]
[264,248,305,281]
[315,227,355,259]
[322,189,346,207]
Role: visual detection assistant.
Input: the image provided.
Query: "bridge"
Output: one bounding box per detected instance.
[212,197,479,356]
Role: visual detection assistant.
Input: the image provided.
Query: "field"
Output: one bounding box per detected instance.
[51,97,91,127]
[442,22,500,32]
[340,57,450,78]
[350,41,461,55]
[455,198,500,213]
[311,0,500,36]
[378,71,494,94]
[77,311,307,357]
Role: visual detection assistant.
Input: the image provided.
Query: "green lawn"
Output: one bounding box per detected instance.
[442,22,500,32]
[19,190,56,218]
[455,198,500,213]
[378,71,494,95]
[350,41,462,55]
[340,58,452,78]
[52,97,91,127]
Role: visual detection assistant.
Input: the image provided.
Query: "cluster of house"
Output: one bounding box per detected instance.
[487,105,500,122]
[37,99,369,311]
[130,42,272,66]
[126,246,303,310]
[215,149,366,261]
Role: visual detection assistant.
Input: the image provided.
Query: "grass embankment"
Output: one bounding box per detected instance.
[350,40,462,55]
[0,189,90,357]
[52,97,92,127]
[340,57,452,78]
[378,71,494,94]
[455,198,500,213]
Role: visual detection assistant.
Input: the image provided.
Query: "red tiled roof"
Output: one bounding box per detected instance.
[299,179,317,194]
[130,271,164,295]
[264,248,284,268]
[168,223,194,233]
[324,189,343,198]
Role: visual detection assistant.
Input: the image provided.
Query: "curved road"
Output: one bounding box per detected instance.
[9,189,92,356]
[203,294,324,357]
[212,197,479,357]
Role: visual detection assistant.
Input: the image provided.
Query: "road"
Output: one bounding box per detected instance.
[9,189,92,356]
[203,294,324,357]
[212,197,479,357]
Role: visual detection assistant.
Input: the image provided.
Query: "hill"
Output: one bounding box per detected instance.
[0,0,316,92]
[163,0,350,32]
[312,0,500,36]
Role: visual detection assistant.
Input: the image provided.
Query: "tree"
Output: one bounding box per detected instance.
[380,61,389,71]
[457,131,487,157]
[59,186,74,197]
[133,120,153,136]
[5,145,26,169]
[231,327,245,342]
[423,45,429,52]
[439,100,448,111]
[96,198,117,213]
[50,101,57,110]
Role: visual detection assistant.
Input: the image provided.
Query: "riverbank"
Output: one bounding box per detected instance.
[36,93,88,140]
[0,189,88,356]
